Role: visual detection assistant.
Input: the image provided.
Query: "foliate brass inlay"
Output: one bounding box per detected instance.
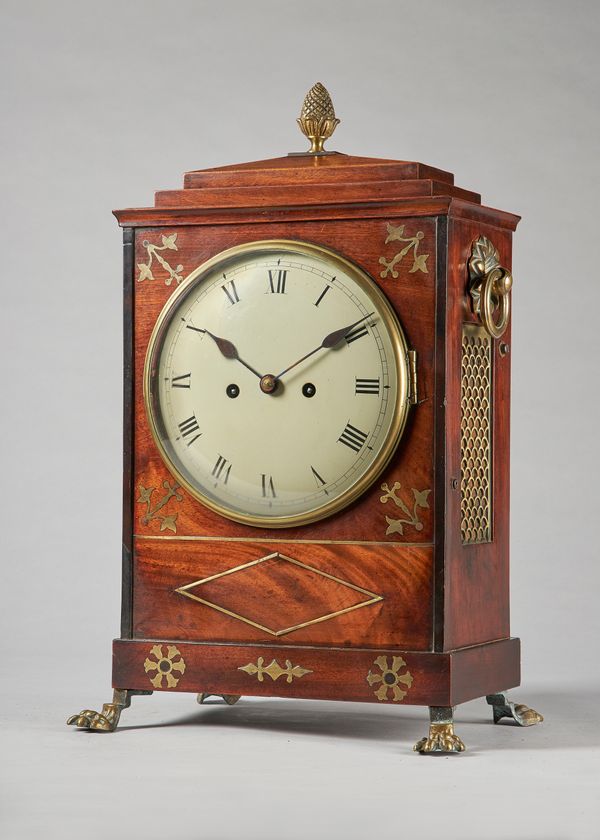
[175,552,383,637]
[143,644,186,689]
[460,324,492,544]
[138,479,183,533]
[379,222,429,277]
[137,233,184,286]
[238,657,312,684]
[367,655,413,702]
[380,481,431,536]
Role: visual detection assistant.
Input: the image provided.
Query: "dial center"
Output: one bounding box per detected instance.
[259,373,278,394]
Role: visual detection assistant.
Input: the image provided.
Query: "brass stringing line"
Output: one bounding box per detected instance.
[175,551,381,600]
[281,554,381,598]
[174,552,384,636]
[174,592,277,635]
[269,597,383,637]
[174,589,383,637]
[134,534,431,548]
[177,553,277,589]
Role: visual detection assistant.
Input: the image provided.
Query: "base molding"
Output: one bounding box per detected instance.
[112,637,520,707]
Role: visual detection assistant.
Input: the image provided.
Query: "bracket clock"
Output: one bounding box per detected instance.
[68,84,542,752]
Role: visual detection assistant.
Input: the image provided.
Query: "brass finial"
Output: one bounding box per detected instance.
[297,82,340,154]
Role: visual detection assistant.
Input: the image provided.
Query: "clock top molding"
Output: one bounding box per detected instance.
[114,151,519,231]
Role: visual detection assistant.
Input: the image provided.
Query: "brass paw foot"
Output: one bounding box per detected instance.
[197,693,241,706]
[486,692,543,726]
[67,689,151,732]
[414,707,466,754]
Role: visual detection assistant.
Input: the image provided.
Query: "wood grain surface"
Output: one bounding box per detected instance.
[132,539,433,649]
[112,636,520,707]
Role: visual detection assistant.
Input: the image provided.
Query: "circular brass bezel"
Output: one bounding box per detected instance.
[143,239,411,528]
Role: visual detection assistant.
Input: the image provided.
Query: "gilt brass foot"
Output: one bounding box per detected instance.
[67,689,151,732]
[197,693,241,706]
[414,706,466,754]
[486,691,543,726]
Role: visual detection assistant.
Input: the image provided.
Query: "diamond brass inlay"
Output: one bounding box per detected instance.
[460,324,492,544]
[175,551,383,637]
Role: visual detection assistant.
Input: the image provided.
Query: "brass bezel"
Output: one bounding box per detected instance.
[143,239,411,529]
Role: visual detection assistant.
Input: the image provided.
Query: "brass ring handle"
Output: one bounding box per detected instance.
[481,266,512,339]
[468,236,513,340]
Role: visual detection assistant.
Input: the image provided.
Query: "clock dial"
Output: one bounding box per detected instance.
[145,241,410,527]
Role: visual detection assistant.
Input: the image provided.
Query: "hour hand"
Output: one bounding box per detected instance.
[196,328,263,380]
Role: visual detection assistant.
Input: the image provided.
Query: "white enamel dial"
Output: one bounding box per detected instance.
[145,241,410,527]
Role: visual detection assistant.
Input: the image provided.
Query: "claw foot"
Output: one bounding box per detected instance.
[414,723,466,754]
[197,693,241,705]
[67,689,151,732]
[414,706,465,754]
[67,705,121,732]
[486,692,543,726]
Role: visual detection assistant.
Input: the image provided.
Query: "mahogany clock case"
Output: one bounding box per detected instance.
[107,152,522,716]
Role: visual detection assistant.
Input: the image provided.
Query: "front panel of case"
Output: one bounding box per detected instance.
[132,216,437,650]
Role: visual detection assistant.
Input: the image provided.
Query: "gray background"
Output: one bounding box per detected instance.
[1,1,599,838]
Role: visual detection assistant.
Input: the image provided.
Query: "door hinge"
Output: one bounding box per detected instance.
[408,350,418,405]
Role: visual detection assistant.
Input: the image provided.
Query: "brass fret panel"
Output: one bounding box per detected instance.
[460,325,492,544]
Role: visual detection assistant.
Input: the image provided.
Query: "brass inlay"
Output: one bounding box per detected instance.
[380,481,431,536]
[137,232,184,286]
[297,82,340,153]
[138,479,183,533]
[414,723,465,754]
[175,551,383,637]
[379,222,429,277]
[143,644,186,688]
[135,534,431,547]
[460,324,492,544]
[468,236,512,339]
[239,657,312,683]
[367,655,413,702]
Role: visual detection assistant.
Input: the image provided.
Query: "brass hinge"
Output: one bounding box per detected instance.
[408,350,418,405]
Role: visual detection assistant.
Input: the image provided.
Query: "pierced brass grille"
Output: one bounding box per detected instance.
[460,325,492,544]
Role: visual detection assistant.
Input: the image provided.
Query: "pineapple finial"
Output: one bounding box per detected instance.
[297,82,340,154]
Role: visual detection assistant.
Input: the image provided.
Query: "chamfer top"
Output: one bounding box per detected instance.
[297,82,340,154]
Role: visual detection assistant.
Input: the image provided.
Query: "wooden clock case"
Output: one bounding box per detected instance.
[68,148,542,751]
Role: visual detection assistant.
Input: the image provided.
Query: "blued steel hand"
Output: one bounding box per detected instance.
[193,328,263,380]
[275,312,375,381]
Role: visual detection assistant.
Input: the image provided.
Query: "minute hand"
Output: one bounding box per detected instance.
[275,312,375,381]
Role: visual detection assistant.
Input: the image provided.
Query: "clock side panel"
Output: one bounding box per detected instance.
[440,217,513,651]
[132,218,436,544]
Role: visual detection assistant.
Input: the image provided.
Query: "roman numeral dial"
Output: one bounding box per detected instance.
[149,242,409,526]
